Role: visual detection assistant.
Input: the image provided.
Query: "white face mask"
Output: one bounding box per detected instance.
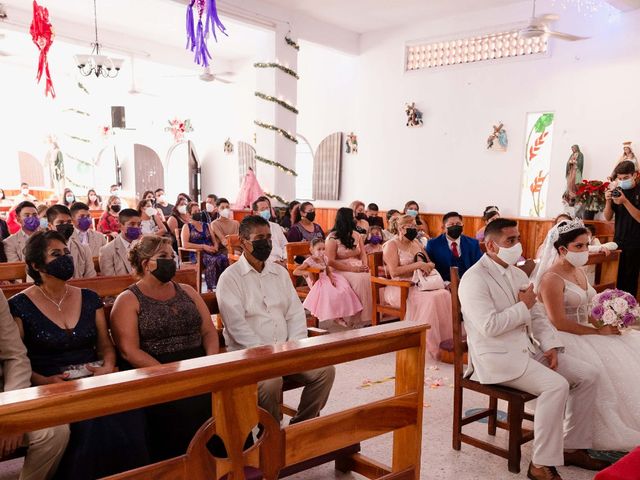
[21,188,29,195]
[112,190,120,197]
[564,250,589,268]
[145,207,157,217]
[157,195,165,203]
[205,203,215,213]
[496,242,523,266]
[177,205,187,215]
[65,195,75,203]
[219,208,232,219]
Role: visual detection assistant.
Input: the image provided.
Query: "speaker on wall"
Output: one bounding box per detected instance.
[111,106,126,129]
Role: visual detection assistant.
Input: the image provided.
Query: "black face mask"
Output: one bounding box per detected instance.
[55,223,74,241]
[305,211,316,222]
[44,255,75,281]
[151,258,176,283]
[249,239,272,262]
[192,212,204,222]
[111,204,121,213]
[447,225,463,240]
[404,227,418,241]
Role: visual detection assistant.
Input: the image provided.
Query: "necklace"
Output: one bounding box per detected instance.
[37,286,69,312]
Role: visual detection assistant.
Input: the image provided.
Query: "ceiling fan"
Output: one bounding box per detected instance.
[127,56,158,97]
[519,0,589,41]
[163,66,235,84]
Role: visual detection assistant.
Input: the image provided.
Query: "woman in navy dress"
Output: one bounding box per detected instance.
[9,230,149,479]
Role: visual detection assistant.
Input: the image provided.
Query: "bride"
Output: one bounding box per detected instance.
[532,219,640,450]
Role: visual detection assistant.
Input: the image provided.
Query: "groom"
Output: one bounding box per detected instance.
[458,218,607,480]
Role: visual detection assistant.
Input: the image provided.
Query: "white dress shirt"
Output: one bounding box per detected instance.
[446,235,462,256]
[78,230,89,245]
[268,221,288,262]
[118,235,132,251]
[217,254,307,351]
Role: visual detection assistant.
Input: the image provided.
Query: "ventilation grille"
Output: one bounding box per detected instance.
[406,30,548,71]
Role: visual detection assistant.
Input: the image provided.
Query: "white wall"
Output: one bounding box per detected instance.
[299,0,640,218]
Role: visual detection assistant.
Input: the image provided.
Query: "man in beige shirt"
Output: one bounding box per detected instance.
[0,294,69,479]
[46,205,96,279]
[70,202,107,258]
[217,215,335,424]
[11,183,38,204]
[4,202,40,262]
[99,209,141,276]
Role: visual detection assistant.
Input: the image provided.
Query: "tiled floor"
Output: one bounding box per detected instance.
[0,332,601,480]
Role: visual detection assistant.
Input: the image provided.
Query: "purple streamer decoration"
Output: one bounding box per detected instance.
[194,17,212,67]
[204,0,227,41]
[186,0,196,51]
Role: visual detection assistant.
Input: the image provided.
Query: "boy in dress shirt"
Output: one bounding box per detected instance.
[217,215,335,424]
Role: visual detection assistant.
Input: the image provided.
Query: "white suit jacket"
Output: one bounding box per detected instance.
[99,236,133,276]
[458,254,563,384]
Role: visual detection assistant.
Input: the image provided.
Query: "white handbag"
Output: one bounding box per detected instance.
[412,268,445,291]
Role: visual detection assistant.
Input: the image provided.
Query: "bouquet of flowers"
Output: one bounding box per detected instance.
[591,289,640,329]
[576,180,610,212]
[165,118,194,143]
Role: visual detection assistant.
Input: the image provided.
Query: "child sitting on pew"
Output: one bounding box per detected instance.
[364,225,384,254]
[293,238,362,325]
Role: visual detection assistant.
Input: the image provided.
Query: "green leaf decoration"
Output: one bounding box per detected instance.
[77,82,90,95]
[534,113,554,133]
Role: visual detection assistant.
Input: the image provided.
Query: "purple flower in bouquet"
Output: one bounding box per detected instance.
[592,304,605,320]
[599,291,614,301]
[622,313,636,327]
[591,288,639,329]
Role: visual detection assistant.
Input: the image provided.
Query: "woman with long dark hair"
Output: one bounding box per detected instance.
[86,189,102,211]
[325,207,372,327]
[287,201,324,242]
[279,200,300,231]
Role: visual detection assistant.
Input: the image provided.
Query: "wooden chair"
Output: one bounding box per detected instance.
[368,252,411,326]
[0,262,27,283]
[450,267,535,474]
[586,250,621,293]
[176,228,203,293]
[284,242,321,328]
[225,234,242,264]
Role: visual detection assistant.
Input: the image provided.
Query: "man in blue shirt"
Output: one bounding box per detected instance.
[426,211,483,282]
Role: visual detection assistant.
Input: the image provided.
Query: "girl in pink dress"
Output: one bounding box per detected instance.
[234,168,265,209]
[293,239,363,325]
[383,215,453,359]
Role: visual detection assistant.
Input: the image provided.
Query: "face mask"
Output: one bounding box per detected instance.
[177,205,187,215]
[145,207,157,217]
[157,195,165,203]
[65,195,75,204]
[151,258,176,283]
[356,212,367,220]
[496,242,523,266]
[258,209,271,221]
[249,238,272,262]
[21,188,29,196]
[564,250,589,268]
[23,216,41,232]
[44,255,75,281]
[219,208,232,219]
[125,226,141,241]
[619,178,634,190]
[404,227,418,241]
[56,223,74,241]
[77,216,92,232]
[192,212,204,222]
[305,211,316,222]
[406,209,418,217]
[369,235,383,245]
[39,218,49,229]
[111,204,121,213]
[205,203,215,213]
[447,225,463,240]
[112,190,120,197]
[89,195,97,202]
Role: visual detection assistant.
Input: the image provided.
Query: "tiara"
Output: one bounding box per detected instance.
[557,219,585,235]
[485,207,499,213]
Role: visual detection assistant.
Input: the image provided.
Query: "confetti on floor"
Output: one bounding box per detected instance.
[357,376,395,389]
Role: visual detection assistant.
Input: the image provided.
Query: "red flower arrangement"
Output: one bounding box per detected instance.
[165,118,194,143]
[576,180,610,212]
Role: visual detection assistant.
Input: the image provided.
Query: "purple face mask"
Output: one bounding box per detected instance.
[125,226,142,241]
[23,216,40,232]
[77,216,92,232]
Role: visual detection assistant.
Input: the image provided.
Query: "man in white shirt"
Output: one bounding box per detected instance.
[251,196,288,266]
[217,215,335,424]
[11,183,37,204]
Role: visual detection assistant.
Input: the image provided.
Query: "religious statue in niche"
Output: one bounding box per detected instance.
[562,144,584,207]
[486,123,508,151]
[617,141,638,170]
[405,103,423,127]
[345,132,358,154]
[224,138,234,154]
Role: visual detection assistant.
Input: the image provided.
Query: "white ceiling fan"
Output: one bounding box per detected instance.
[163,66,235,84]
[127,56,158,97]
[519,0,589,41]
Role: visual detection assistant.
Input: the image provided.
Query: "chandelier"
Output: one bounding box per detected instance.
[73,0,123,78]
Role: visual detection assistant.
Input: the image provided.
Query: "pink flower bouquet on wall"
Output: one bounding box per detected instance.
[165,118,194,143]
[591,289,640,329]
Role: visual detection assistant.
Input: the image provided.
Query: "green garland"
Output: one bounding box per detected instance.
[66,134,91,143]
[255,155,297,176]
[285,35,300,51]
[253,62,299,80]
[264,191,290,205]
[255,92,299,114]
[63,108,90,116]
[254,120,298,144]
[65,153,94,167]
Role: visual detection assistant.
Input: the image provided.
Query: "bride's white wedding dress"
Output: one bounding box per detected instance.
[549,271,640,450]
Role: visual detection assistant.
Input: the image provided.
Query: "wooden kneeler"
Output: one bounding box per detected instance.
[449,267,536,474]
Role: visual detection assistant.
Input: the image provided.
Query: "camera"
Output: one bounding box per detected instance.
[611,188,623,198]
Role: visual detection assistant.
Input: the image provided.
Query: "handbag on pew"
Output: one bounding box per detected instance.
[412,252,445,291]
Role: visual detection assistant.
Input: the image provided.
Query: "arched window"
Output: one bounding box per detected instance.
[295,134,314,201]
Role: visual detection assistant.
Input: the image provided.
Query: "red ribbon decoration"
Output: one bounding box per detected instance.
[30,0,55,98]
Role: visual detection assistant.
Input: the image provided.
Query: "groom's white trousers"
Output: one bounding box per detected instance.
[499,351,599,466]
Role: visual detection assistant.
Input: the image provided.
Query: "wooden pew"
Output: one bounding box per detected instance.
[587,250,621,293]
[1,269,198,299]
[0,322,428,480]
[368,252,411,326]
[0,262,27,283]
